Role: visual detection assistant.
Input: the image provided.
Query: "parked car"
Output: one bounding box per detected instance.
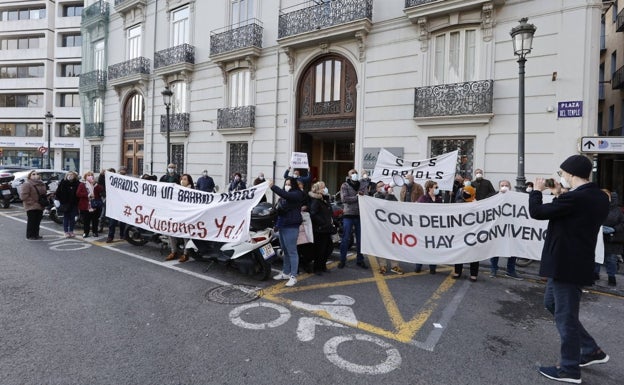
[0,167,30,208]
[11,169,69,198]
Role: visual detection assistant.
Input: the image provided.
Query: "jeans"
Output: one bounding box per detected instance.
[490,256,517,275]
[340,216,364,263]
[543,279,600,376]
[63,207,77,233]
[594,254,618,277]
[279,226,299,276]
[107,218,126,239]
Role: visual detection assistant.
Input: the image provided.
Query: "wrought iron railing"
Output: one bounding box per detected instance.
[405,0,439,8]
[79,70,107,91]
[108,57,151,81]
[617,8,624,32]
[414,80,494,117]
[85,122,104,138]
[160,113,190,134]
[278,0,373,39]
[210,19,263,56]
[217,106,255,129]
[154,44,195,69]
[612,65,624,89]
[82,0,109,25]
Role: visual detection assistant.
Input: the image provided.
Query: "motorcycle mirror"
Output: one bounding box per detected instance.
[392,174,405,187]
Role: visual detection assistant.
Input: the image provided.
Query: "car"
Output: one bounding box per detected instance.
[11,169,69,198]
[0,167,31,207]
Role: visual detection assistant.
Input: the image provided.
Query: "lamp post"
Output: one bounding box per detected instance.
[44,111,53,169]
[161,86,173,167]
[510,18,536,192]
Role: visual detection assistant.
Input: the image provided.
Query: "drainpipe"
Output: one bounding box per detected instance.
[149,0,160,175]
[272,1,283,204]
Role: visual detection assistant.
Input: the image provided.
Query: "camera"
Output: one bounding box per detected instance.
[544,178,556,188]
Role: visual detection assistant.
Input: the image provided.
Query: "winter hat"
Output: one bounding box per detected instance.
[559,155,592,179]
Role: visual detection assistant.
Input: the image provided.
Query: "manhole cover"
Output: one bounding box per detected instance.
[205,284,263,304]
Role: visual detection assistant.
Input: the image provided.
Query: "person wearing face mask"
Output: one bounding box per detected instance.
[228,172,247,192]
[400,174,424,203]
[472,168,496,200]
[414,180,442,275]
[160,163,181,184]
[284,166,312,188]
[489,180,522,280]
[359,170,375,196]
[373,181,404,275]
[253,172,268,203]
[455,178,476,203]
[308,181,334,275]
[106,168,129,243]
[196,169,215,193]
[168,174,195,263]
[529,155,610,383]
[55,171,80,238]
[594,190,623,287]
[525,181,534,193]
[338,169,368,269]
[19,170,47,240]
[76,171,104,238]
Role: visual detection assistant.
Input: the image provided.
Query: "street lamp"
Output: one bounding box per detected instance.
[44,111,53,169]
[510,18,536,192]
[161,86,173,166]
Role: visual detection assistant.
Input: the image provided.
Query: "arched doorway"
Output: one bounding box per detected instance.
[122,92,145,176]
[296,54,357,194]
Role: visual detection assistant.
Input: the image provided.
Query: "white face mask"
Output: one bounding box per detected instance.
[284,185,292,192]
[433,188,440,195]
[202,172,208,177]
[560,176,571,189]
[500,186,510,193]
[322,187,328,195]
[258,175,264,180]
[351,173,359,182]
[362,174,368,179]
[475,173,483,179]
[464,181,471,187]
[167,168,174,173]
[526,187,533,193]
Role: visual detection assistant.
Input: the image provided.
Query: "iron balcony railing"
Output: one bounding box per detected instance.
[108,57,151,81]
[612,65,624,89]
[210,19,263,57]
[278,0,373,39]
[617,8,624,32]
[85,122,104,138]
[217,106,255,129]
[154,44,195,69]
[79,70,107,91]
[81,0,109,25]
[405,0,439,7]
[414,80,494,117]
[160,113,190,134]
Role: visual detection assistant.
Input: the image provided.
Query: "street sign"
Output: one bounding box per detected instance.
[580,136,624,154]
[38,146,47,154]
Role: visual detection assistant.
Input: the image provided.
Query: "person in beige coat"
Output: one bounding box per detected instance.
[19,170,47,240]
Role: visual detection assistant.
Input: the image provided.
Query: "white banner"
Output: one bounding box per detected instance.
[290,152,309,169]
[360,192,605,265]
[105,171,269,242]
[371,149,458,191]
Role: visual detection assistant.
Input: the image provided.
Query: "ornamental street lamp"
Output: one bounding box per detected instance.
[161,86,173,167]
[44,111,54,169]
[510,18,536,192]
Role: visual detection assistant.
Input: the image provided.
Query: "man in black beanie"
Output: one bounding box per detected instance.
[528,154,610,383]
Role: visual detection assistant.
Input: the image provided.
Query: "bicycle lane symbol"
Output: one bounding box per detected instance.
[229,295,402,375]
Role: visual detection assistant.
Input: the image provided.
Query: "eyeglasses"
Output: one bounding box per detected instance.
[556,170,562,177]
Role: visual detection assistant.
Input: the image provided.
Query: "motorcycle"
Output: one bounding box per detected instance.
[0,173,14,208]
[126,225,169,248]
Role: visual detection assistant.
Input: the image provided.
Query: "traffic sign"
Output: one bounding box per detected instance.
[580,137,624,154]
[38,146,47,154]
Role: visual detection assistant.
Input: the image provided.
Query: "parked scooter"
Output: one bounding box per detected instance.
[125,225,169,248]
[0,173,14,208]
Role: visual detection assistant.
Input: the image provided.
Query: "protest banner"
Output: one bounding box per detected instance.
[290,152,309,169]
[371,149,458,191]
[104,171,269,242]
[360,192,604,265]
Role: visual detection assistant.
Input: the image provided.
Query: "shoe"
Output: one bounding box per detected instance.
[273,272,290,280]
[593,272,600,281]
[538,366,581,384]
[179,254,189,263]
[27,236,42,240]
[285,276,297,287]
[390,266,404,275]
[65,233,71,238]
[452,274,461,279]
[165,252,178,261]
[379,266,387,274]
[338,261,346,269]
[105,237,113,243]
[83,233,89,238]
[469,276,477,282]
[356,261,368,269]
[579,349,609,367]
[608,276,616,286]
[505,272,523,280]
[489,270,497,278]
[69,232,75,238]
[93,232,99,238]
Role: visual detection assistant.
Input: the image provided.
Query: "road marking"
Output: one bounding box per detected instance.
[324,334,402,375]
[229,302,291,330]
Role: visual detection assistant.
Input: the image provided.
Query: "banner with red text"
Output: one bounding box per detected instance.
[105,171,269,242]
[360,192,604,264]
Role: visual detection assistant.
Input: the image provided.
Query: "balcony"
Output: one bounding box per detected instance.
[160,113,190,137]
[612,65,624,90]
[55,46,82,60]
[404,0,503,22]
[210,19,263,62]
[153,44,195,78]
[81,0,109,28]
[277,0,372,50]
[84,122,104,139]
[79,70,107,92]
[107,57,151,88]
[414,80,494,124]
[617,8,624,32]
[217,105,255,134]
[114,0,147,27]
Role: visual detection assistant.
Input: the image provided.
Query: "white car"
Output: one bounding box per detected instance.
[11,169,69,197]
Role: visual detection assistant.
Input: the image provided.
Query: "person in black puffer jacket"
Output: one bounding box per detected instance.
[308,181,334,275]
[595,190,624,286]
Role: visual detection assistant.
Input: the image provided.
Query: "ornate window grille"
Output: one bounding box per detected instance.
[154,44,195,69]
[414,80,493,117]
[430,138,474,179]
[228,142,248,183]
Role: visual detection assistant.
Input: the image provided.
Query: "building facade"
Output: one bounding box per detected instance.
[0,0,83,171]
[80,0,603,195]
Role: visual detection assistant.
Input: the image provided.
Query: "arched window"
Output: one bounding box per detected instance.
[124,92,144,130]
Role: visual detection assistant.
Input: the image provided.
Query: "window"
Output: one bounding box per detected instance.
[62,149,79,172]
[60,93,80,107]
[92,145,101,174]
[0,35,43,50]
[0,123,43,137]
[0,64,44,78]
[61,63,81,77]
[231,0,254,25]
[171,81,187,113]
[611,51,617,78]
[128,93,144,128]
[93,98,103,124]
[228,142,248,182]
[63,4,83,17]
[430,137,475,179]
[93,41,105,71]
[0,94,42,107]
[171,6,190,46]
[229,70,251,107]
[0,7,45,21]
[62,33,82,47]
[315,59,341,102]
[59,123,80,137]
[608,105,615,134]
[127,25,142,59]
[613,0,618,23]
[171,144,185,172]
[433,29,478,84]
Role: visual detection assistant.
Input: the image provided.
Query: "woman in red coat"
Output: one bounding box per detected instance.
[76,170,104,238]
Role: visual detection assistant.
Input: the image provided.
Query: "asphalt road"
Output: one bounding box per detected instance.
[1,205,623,385]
